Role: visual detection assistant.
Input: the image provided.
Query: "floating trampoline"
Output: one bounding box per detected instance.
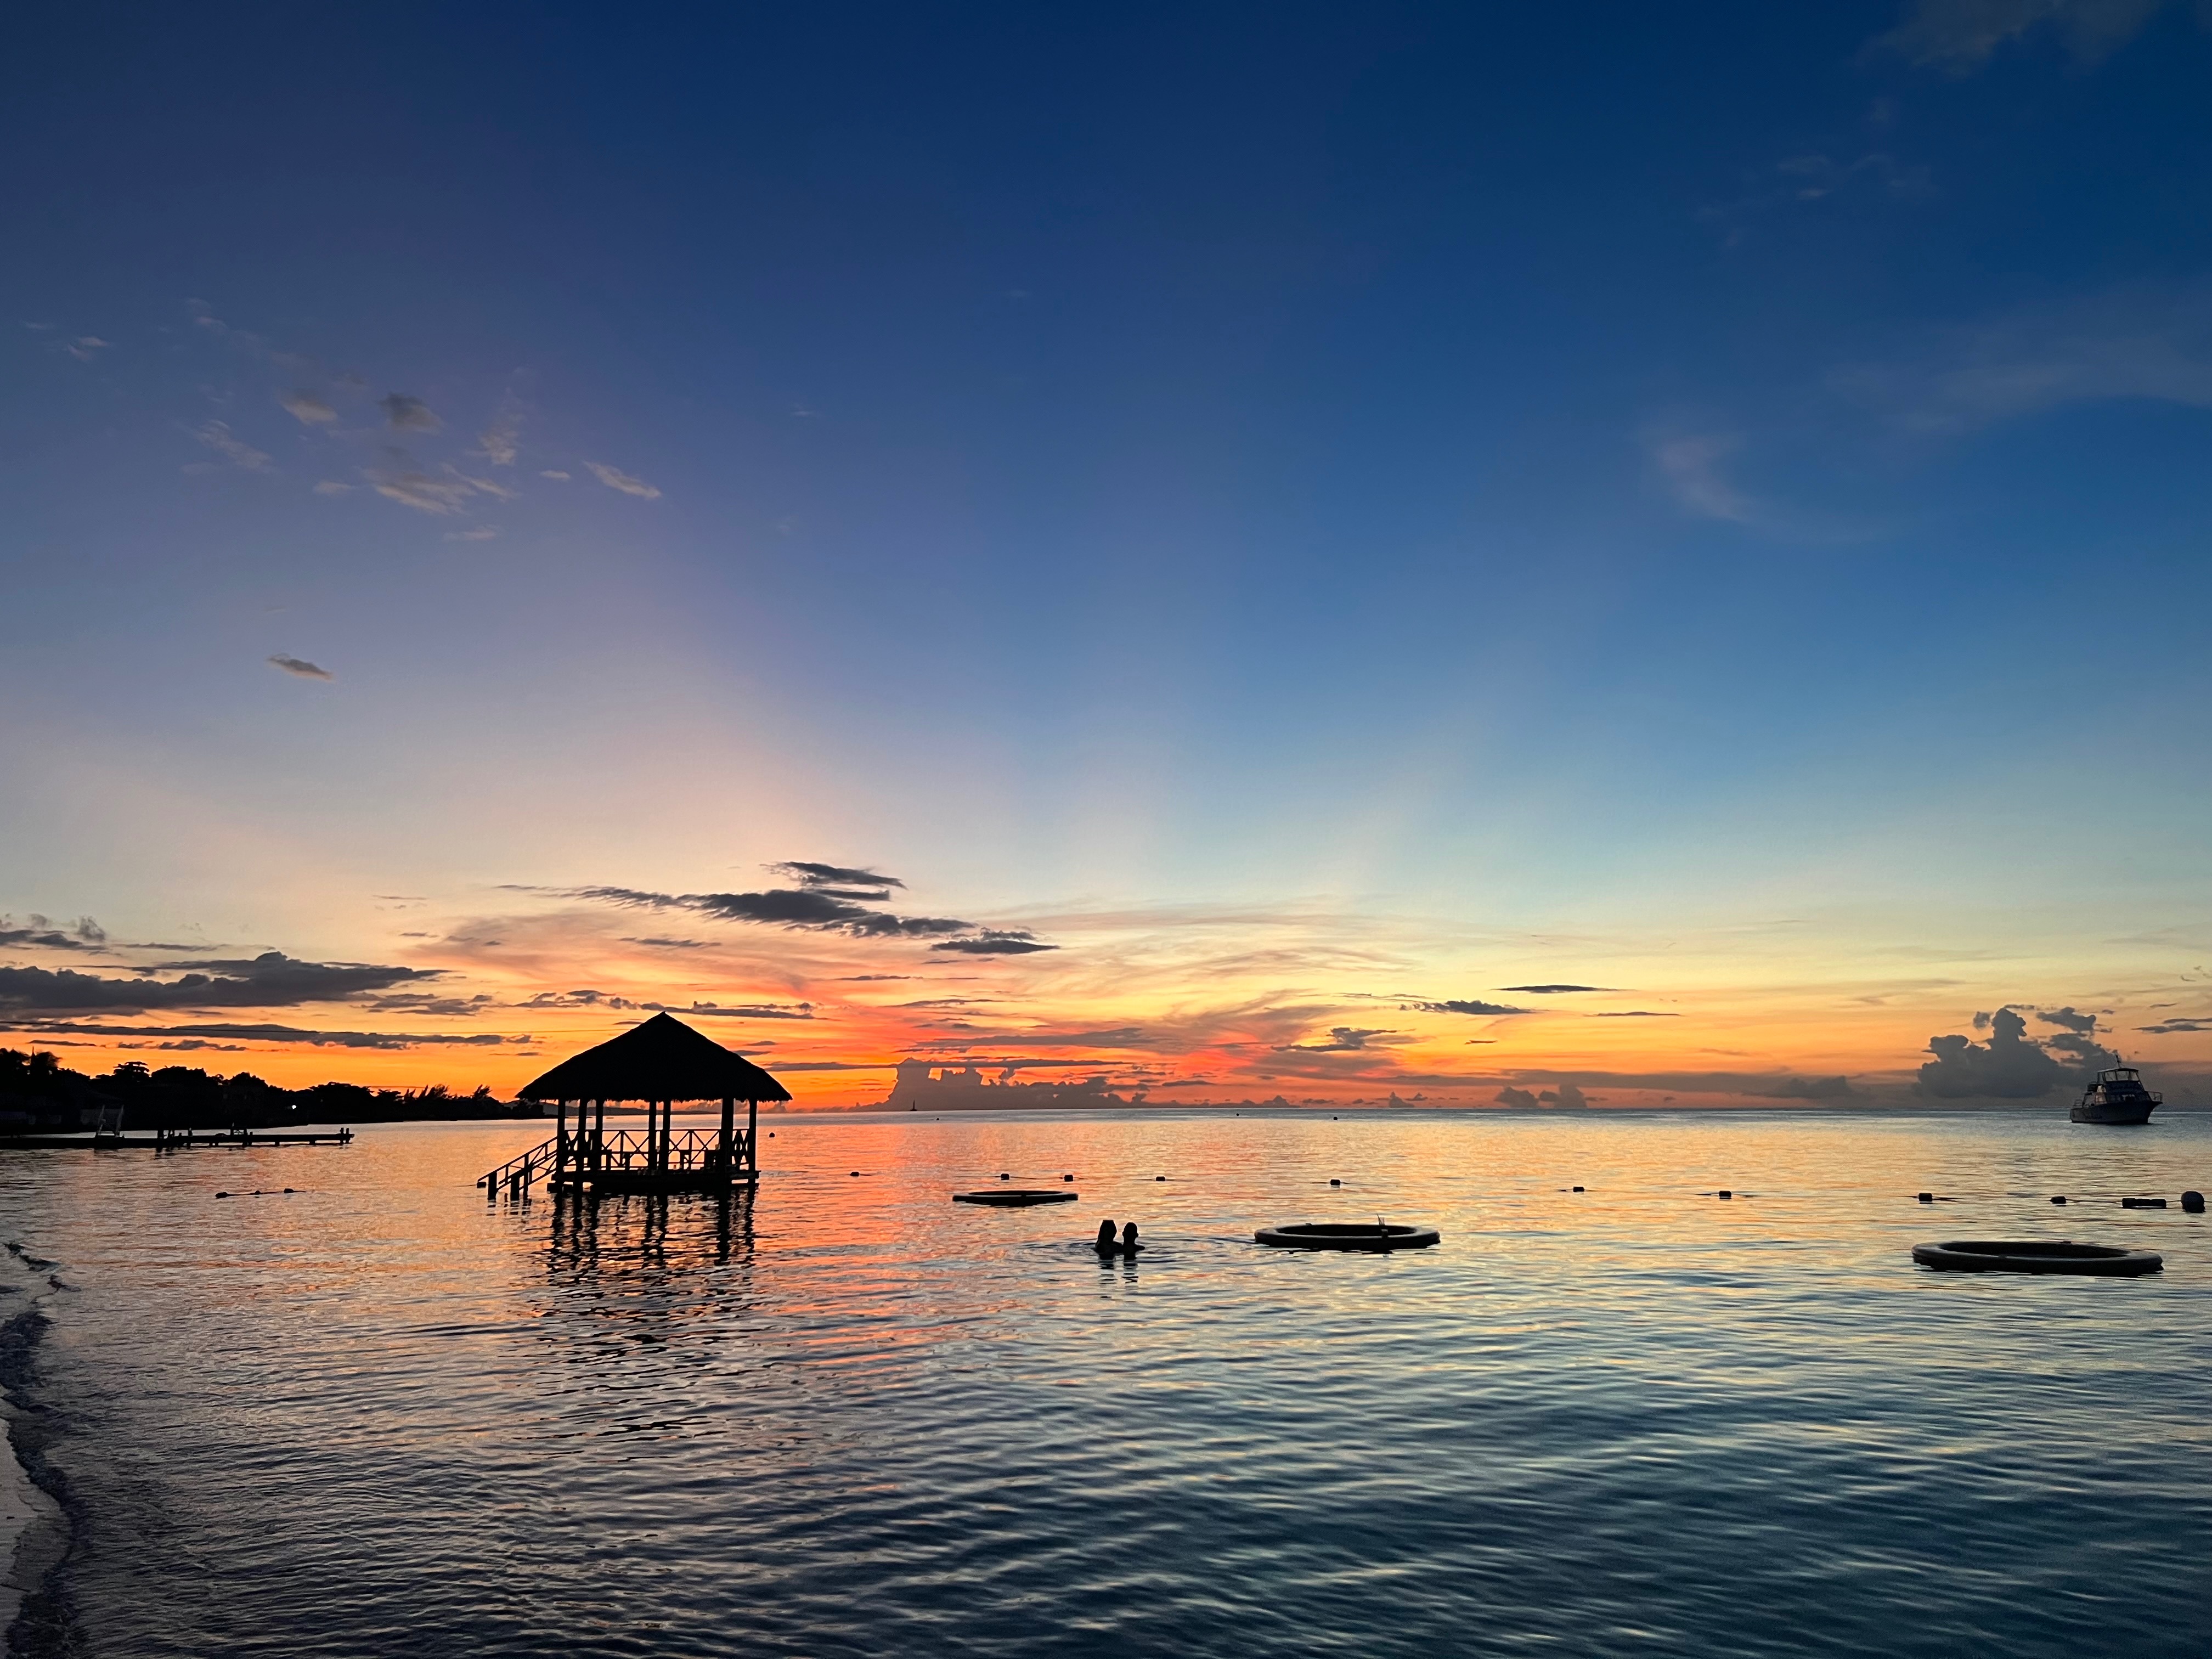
[953,1189,1079,1206]
[1255,1222,1440,1251]
[1911,1239,2162,1277]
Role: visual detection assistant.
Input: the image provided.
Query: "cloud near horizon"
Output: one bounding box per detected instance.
[0,951,438,1014]
[3,1019,525,1051]
[1917,1004,2111,1098]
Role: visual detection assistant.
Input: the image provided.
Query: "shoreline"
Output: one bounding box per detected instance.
[0,1242,70,1655]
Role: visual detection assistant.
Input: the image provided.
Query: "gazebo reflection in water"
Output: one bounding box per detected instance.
[478,1013,790,1201]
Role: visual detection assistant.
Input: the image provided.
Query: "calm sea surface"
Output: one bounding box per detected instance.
[4,1109,2209,1658]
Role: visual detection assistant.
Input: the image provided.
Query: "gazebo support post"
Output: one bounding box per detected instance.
[747,1095,759,1181]
[720,1096,735,1178]
[555,1097,568,1183]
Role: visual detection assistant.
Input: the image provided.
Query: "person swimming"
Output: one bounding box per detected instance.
[1093,1219,1143,1256]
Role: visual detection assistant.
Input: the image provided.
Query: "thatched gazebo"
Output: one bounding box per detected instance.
[481,1013,790,1198]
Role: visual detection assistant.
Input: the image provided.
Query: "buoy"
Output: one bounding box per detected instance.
[1718,1190,1733,1200]
[1912,1239,2162,1276]
[1572,1186,1584,1193]
[2051,1195,2068,1204]
[2183,1190,2205,1213]
[1155,1175,1167,1182]
[215,1191,232,1199]
[1329,1178,1341,1187]
[2121,1197,2168,1209]
[850,1170,861,1177]
[284,1187,294,1194]
[1063,1173,1075,1182]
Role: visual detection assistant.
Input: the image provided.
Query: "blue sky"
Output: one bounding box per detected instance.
[4,2,2210,1100]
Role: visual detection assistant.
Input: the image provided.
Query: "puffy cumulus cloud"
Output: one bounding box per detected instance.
[1873,0,2182,71]
[1495,1085,1540,1108]
[584,460,661,499]
[378,392,440,432]
[1539,1083,1591,1109]
[0,951,438,1014]
[279,390,338,425]
[1917,1005,2112,1099]
[267,653,332,680]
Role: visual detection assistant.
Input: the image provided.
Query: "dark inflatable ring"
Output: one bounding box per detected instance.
[1911,1239,2162,1276]
[953,1189,1078,1206]
[1255,1222,1440,1251]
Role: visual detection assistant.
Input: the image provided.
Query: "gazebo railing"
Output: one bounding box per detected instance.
[478,1126,752,1198]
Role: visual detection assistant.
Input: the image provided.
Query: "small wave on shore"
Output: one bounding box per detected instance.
[2,1240,77,1659]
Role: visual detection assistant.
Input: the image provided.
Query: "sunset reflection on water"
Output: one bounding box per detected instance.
[5,1109,2208,1658]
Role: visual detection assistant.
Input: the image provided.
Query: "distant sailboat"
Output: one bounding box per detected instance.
[2070,1064,2160,1125]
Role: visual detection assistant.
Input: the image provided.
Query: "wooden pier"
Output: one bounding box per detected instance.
[478,1013,788,1200]
[1,1127,354,1150]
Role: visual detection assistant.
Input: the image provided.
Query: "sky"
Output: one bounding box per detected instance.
[4,1,2210,1108]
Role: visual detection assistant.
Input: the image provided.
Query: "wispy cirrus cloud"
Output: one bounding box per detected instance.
[1649,432,1754,523]
[475,398,524,465]
[532,865,1058,955]
[1872,0,2186,71]
[279,390,338,424]
[932,931,1057,955]
[193,420,271,471]
[0,916,108,952]
[1834,284,2212,436]
[378,392,441,432]
[584,460,662,499]
[267,653,332,680]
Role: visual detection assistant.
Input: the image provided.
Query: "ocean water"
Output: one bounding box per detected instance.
[3,1109,2208,1658]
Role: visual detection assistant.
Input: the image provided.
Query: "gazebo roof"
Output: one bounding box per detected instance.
[518,1012,792,1103]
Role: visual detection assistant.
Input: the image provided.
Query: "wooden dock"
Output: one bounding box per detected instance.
[0,1128,354,1150]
